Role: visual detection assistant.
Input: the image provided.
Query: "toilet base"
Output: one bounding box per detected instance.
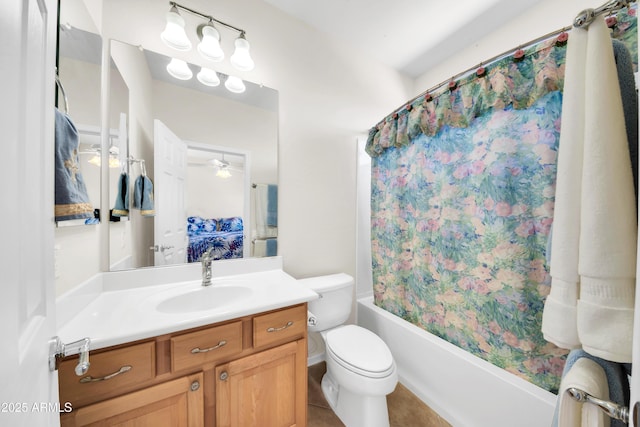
[307,331,325,366]
[321,373,392,427]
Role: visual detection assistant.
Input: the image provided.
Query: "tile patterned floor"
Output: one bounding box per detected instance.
[307,362,451,427]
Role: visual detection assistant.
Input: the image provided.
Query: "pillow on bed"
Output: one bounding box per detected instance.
[187,216,217,234]
[187,216,204,234]
[219,217,243,232]
[202,218,217,232]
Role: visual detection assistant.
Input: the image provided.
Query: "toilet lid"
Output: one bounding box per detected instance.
[326,325,394,377]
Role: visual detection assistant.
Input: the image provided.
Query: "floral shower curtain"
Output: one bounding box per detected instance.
[367,7,636,393]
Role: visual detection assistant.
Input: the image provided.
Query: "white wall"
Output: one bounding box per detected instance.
[187,166,244,219]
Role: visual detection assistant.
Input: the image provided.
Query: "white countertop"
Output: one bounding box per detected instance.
[56,260,318,350]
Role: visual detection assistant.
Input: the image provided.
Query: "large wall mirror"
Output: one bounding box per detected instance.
[55,0,278,295]
[108,41,278,272]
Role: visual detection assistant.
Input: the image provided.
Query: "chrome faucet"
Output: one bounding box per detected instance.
[201,247,215,286]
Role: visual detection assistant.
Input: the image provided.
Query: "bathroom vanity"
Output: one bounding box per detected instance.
[55,259,316,427]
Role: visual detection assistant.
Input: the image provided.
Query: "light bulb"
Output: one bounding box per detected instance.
[108,157,121,169]
[230,36,255,71]
[197,24,224,62]
[88,155,101,167]
[216,168,232,178]
[197,67,220,87]
[160,7,192,51]
[166,58,193,80]
[224,75,246,93]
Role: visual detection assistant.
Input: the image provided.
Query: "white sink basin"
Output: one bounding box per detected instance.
[155,284,253,314]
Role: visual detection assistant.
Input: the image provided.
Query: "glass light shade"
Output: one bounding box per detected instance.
[230,36,255,71]
[197,67,220,87]
[167,58,193,80]
[216,167,232,178]
[88,155,101,167]
[160,9,192,51]
[108,157,121,168]
[197,25,224,62]
[87,154,120,168]
[224,75,246,93]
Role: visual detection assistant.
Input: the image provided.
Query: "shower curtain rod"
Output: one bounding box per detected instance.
[574,0,632,28]
[375,0,634,129]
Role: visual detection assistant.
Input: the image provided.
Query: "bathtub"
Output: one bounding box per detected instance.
[356,296,556,427]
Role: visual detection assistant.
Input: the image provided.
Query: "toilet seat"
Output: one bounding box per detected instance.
[325,325,394,378]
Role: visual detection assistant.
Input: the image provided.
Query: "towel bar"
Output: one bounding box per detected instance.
[567,387,629,424]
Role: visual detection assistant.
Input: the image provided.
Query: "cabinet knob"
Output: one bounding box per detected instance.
[219,371,228,381]
[191,380,200,392]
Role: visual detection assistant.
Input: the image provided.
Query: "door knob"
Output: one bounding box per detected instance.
[150,245,175,252]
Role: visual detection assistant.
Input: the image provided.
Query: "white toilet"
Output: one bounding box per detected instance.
[299,273,398,427]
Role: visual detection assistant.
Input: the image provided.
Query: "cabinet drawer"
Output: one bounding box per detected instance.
[253,304,306,349]
[59,341,155,408]
[171,321,243,372]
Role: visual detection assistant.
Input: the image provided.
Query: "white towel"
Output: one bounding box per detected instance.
[557,358,610,427]
[255,184,278,238]
[254,239,267,257]
[542,16,636,362]
[542,23,587,350]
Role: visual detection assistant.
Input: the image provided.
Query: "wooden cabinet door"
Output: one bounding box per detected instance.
[216,340,307,427]
[62,372,204,427]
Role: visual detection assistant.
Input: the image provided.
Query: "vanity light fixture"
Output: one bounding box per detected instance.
[84,145,121,168]
[88,155,121,169]
[161,2,255,72]
[216,167,232,179]
[166,58,193,80]
[160,5,192,51]
[197,22,224,62]
[224,75,246,94]
[197,67,221,87]
[165,57,243,93]
[230,33,254,71]
[213,156,232,178]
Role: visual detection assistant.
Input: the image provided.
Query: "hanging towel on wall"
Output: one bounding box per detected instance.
[544,40,638,268]
[255,184,278,238]
[267,184,278,226]
[556,357,610,427]
[612,39,638,203]
[54,108,93,221]
[541,16,637,363]
[133,174,155,216]
[112,172,129,217]
[265,237,277,256]
[254,238,277,257]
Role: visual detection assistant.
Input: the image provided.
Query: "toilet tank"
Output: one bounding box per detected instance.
[298,273,354,332]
